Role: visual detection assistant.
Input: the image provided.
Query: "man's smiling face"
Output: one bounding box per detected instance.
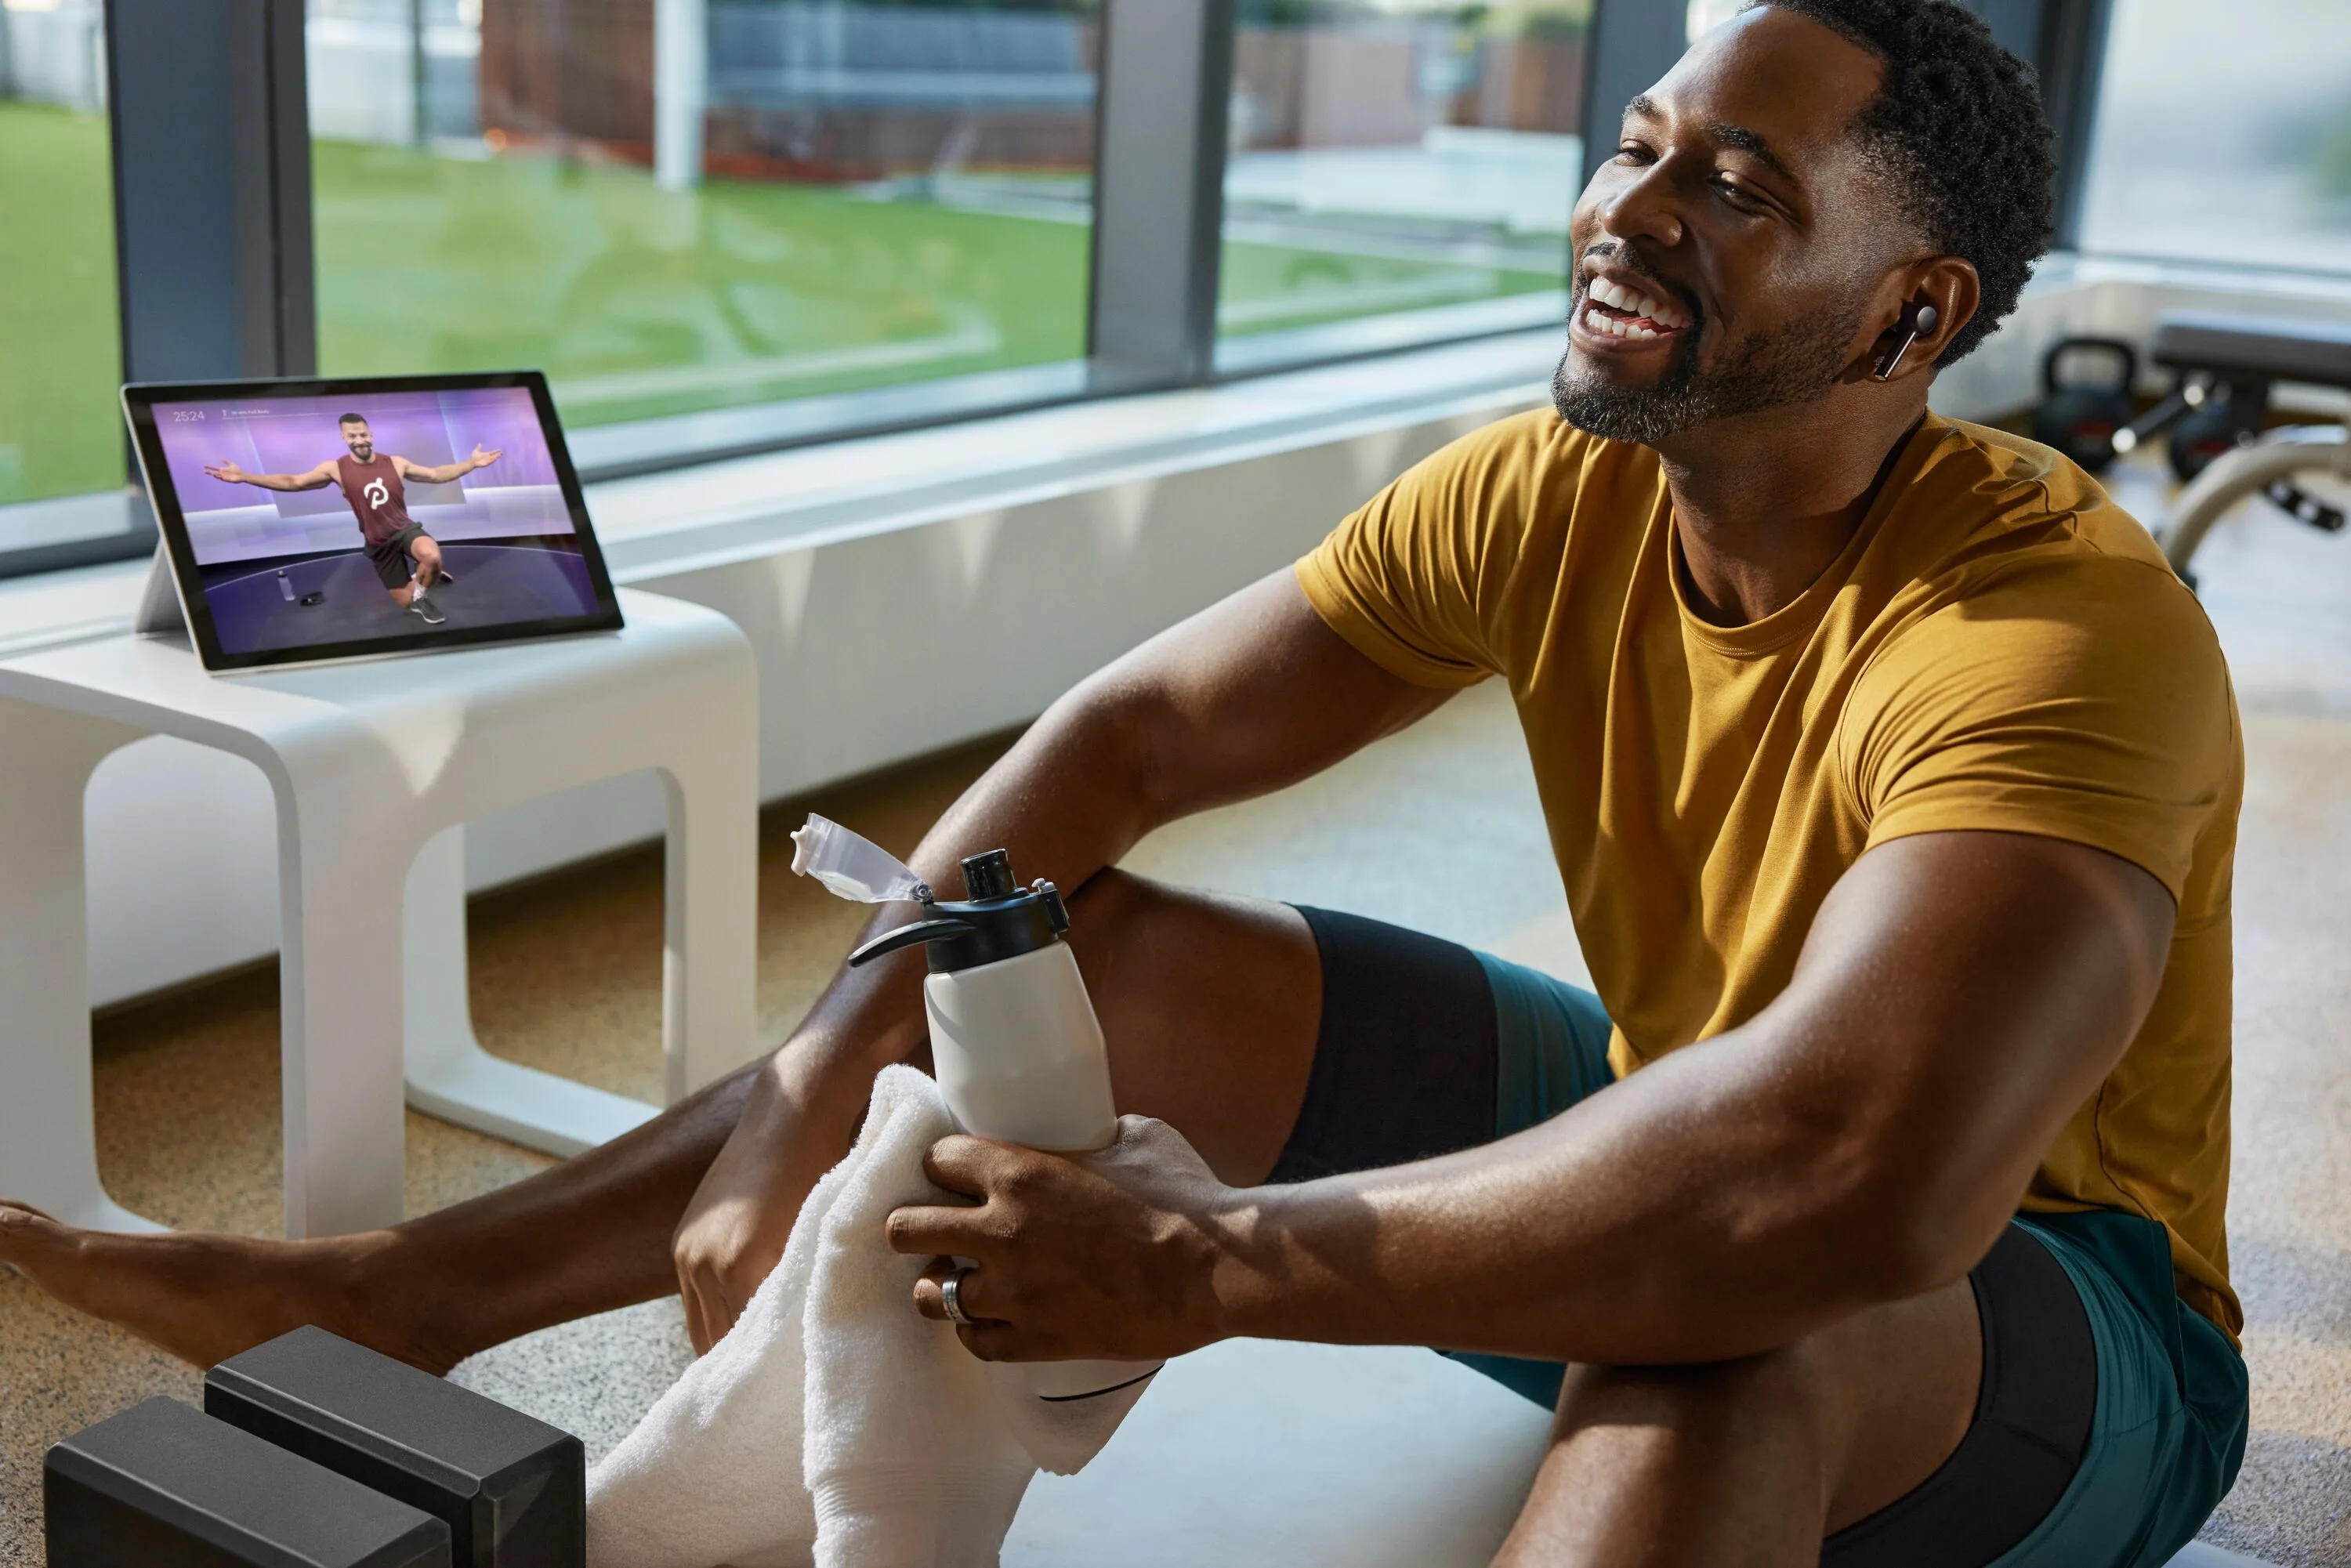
[1554,5,1915,446]
[342,420,375,462]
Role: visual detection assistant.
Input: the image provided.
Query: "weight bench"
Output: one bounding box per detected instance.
[2139,312,2351,578]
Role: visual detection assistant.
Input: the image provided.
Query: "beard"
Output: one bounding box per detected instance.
[1551,295,1867,447]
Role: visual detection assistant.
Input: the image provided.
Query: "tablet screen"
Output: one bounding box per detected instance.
[128,375,621,669]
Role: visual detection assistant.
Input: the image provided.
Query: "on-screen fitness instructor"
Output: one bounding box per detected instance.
[203,413,502,625]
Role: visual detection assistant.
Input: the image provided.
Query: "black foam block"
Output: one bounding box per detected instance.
[45,1395,451,1567]
[205,1327,585,1568]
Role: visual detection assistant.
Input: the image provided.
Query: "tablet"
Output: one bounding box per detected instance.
[124,372,623,672]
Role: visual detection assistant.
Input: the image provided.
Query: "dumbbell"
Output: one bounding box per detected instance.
[45,1326,584,1567]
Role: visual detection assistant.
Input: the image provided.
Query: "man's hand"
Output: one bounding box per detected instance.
[887,1117,1240,1363]
[203,460,250,485]
[467,444,503,473]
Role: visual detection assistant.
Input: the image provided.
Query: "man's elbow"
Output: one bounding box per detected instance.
[1808,1153,2018,1306]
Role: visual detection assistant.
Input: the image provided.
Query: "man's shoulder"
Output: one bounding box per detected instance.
[1857,416,2233,719]
[1856,422,2231,733]
[1897,415,2169,574]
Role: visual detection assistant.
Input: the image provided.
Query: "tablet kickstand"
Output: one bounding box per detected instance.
[132,542,186,637]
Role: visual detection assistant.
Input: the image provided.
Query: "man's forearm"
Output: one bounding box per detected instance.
[1206,1031,1922,1367]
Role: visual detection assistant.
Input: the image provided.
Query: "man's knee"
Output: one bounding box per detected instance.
[1064,864,1147,925]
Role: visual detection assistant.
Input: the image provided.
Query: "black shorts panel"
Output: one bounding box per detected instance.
[1266,907,1498,1184]
[367,524,429,589]
[1821,1222,2096,1566]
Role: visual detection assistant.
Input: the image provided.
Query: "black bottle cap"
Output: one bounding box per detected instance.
[962,849,1018,902]
[846,850,1072,973]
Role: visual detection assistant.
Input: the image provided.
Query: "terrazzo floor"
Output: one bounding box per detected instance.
[4,447,2349,1563]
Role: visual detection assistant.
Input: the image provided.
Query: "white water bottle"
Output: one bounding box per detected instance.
[846,847,1161,1409]
[792,819,1165,1419]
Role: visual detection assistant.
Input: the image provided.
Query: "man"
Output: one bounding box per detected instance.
[2,3,2244,1563]
[202,413,502,625]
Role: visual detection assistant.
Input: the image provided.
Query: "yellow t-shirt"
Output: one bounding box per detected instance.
[1296,409,2244,1338]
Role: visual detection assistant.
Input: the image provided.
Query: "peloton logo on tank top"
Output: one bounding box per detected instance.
[364,476,390,510]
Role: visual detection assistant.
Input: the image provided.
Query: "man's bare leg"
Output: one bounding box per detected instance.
[0,869,1321,1371]
[0,1064,758,1374]
[411,535,444,593]
[1494,1275,1983,1568]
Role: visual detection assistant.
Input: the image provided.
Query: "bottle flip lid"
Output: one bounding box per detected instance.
[788,816,1070,975]
[788,814,932,904]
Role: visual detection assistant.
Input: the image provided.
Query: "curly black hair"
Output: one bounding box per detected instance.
[1756,0,2055,364]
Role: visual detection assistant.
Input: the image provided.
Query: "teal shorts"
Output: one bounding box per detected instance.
[1466,951,2248,1568]
[1276,909,2248,1568]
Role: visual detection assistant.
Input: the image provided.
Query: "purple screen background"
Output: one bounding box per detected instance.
[152,387,571,565]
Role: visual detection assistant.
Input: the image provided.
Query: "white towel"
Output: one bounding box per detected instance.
[585,1065,1147,1568]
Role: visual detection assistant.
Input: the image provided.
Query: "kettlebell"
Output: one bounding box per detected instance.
[2168,378,2269,483]
[2032,337,2137,472]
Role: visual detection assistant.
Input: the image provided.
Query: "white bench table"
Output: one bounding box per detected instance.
[0,586,758,1239]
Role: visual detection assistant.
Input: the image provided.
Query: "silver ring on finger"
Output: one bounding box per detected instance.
[942,1266,976,1327]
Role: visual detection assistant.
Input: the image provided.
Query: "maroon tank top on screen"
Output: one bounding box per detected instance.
[335,454,413,548]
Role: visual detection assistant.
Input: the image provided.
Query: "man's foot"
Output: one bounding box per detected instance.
[0,1200,462,1374]
[408,594,447,625]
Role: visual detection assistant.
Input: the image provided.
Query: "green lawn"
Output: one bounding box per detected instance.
[310,139,1096,428]
[0,102,125,505]
[5,106,1558,508]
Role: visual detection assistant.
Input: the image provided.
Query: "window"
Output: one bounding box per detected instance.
[0,0,124,510]
[1217,0,1586,360]
[66,0,2342,585]
[305,0,1101,441]
[2077,0,2351,273]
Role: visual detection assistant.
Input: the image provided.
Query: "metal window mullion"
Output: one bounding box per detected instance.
[1578,0,1689,190]
[106,0,316,386]
[1085,0,1235,389]
[1953,1,2113,252]
[2032,0,2113,252]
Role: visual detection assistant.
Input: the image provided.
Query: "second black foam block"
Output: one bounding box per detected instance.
[46,1395,451,1567]
[205,1326,585,1568]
